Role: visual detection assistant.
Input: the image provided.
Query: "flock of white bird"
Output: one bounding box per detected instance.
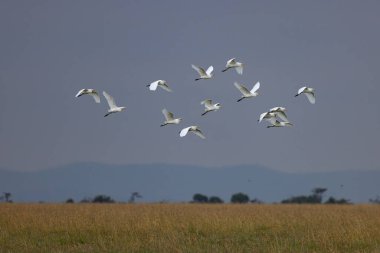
[75,58,315,139]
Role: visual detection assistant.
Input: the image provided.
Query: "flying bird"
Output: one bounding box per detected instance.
[103,91,126,117]
[191,65,214,81]
[75,89,100,103]
[234,82,260,102]
[269,107,289,122]
[258,112,277,124]
[179,126,206,139]
[295,87,315,104]
[200,99,221,116]
[161,109,182,127]
[267,120,293,128]
[222,58,243,75]
[147,80,172,92]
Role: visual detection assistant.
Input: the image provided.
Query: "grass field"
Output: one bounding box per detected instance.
[0,204,379,252]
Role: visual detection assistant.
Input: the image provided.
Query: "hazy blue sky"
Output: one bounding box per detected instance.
[0,1,379,172]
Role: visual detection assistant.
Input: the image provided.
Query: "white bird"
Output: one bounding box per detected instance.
[161,109,182,127]
[147,80,172,92]
[179,126,205,139]
[75,89,100,103]
[191,65,214,81]
[234,82,260,102]
[102,91,126,117]
[222,58,243,75]
[267,120,293,128]
[200,99,221,116]
[258,112,277,124]
[295,87,315,104]
[269,107,289,122]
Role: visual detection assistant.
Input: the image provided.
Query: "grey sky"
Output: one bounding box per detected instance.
[0,1,379,172]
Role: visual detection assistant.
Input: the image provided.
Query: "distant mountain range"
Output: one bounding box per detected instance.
[0,163,379,203]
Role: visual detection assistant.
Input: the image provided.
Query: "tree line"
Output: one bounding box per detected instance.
[2,189,380,204]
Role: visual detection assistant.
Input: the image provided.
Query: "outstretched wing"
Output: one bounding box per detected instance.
[180,127,191,137]
[75,89,86,97]
[250,82,260,93]
[102,91,117,109]
[265,117,277,125]
[191,65,206,76]
[162,108,174,121]
[227,58,236,66]
[235,65,243,75]
[305,93,315,104]
[259,112,269,123]
[234,82,251,96]
[149,80,160,91]
[275,111,289,122]
[193,129,206,139]
[90,92,100,103]
[159,82,172,92]
[297,86,307,95]
[206,66,214,76]
[201,99,212,108]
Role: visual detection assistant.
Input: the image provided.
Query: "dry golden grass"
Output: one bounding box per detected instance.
[0,204,379,252]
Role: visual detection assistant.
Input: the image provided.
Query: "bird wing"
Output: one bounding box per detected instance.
[180,127,191,137]
[191,65,206,76]
[234,82,251,96]
[270,107,286,112]
[275,111,289,122]
[149,80,160,91]
[75,89,86,97]
[227,58,236,66]
[162,108,174,121]
[259,112,268,123]
[297,87,307,95]
[305,93,316,104]
[206,66,214,76]
[159,82,172,92]
[235,65,243,75]
[201,99,212,108]
[90,91,101,103]
[266,117,277,125]
[193,129,206,139]
[269,107,278,112]
[102,91,117,109]
[250,82,260,93]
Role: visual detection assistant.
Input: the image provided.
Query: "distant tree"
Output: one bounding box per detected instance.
[208,196,224,203]
[282,195,320,204]
[65,198,75,203]
[231,192,249,203]
[2,192,12,203]
[92,195,115,203]
[192,193,208,203]
[281,188,327,204]
[129,192,142,203]
[369,195,380,204]
[325,197,351,204]
[311,188,327,203]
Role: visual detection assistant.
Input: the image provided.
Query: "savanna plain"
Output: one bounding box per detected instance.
[0,204,379,253]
